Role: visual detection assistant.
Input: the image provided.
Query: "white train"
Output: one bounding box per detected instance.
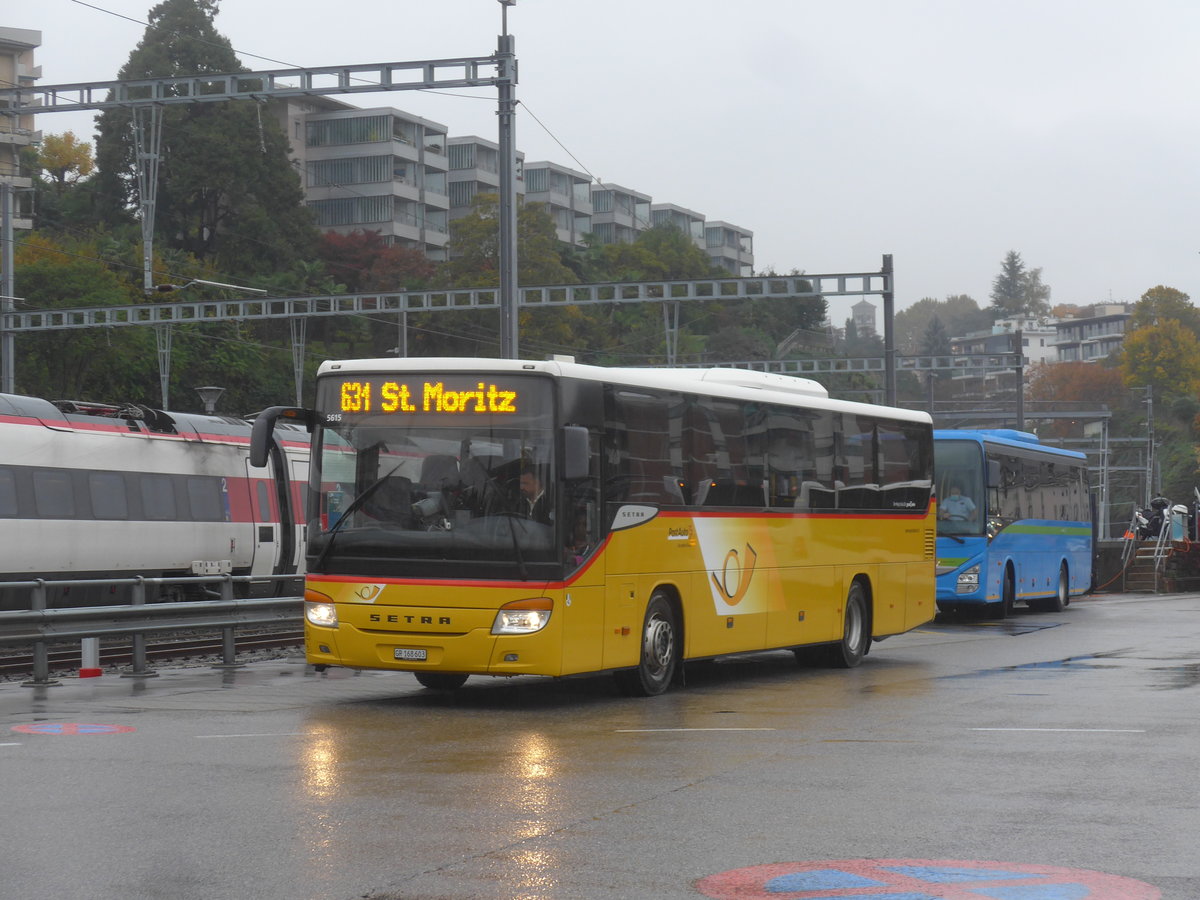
[0,392,309,610]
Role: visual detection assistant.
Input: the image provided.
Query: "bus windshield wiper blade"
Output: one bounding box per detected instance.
[312,463,404,571]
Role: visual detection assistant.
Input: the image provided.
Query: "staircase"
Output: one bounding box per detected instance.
[1122,541,1160,592]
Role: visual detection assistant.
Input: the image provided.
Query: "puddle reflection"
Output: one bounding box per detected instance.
[294,705,562,894]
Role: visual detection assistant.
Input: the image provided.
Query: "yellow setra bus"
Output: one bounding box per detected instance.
[252,357,936,695]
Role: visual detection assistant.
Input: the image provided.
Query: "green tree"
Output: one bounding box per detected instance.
[896,294,989,354]
[440,193,577,289]
[37,132,95,188]
[989,251,1050,320]
[1130,285,1198,336]
[919,314,951,356]
[13,235,157,400]
[1120,319,1200,404]
[93,0,318,278]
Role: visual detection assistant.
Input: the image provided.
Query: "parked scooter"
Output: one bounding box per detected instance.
[1135,496,1171,540]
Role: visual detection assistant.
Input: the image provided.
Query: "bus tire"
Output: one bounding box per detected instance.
[1044,562,1069,611]
[994,568,1015,619]
[414,672,469,691]
[614,591,679,696]
[825,581,869,668]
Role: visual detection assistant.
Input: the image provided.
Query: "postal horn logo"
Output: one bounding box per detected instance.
[710,543,758,606]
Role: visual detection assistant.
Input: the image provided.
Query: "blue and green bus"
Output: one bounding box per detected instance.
[934,429,1093,616]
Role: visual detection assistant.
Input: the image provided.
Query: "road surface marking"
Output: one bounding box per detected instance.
[616,727,775,733]
[972,727,1145,733]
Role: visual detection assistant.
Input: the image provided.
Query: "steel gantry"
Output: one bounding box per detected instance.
[0,268,901,405]
[0,24,520,402]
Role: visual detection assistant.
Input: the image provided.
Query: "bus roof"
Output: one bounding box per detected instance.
[934,428,1088,460]
[317,356,933,424]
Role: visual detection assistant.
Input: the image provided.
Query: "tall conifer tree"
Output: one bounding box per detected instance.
[93,0,317,279]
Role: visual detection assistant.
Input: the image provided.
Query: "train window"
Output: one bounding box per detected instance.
[89,472,129,520]
[33,470,76,518]
[0,468,15,517]
[186,477,223,521]
[141,475,177,520]
[256,481,272,522]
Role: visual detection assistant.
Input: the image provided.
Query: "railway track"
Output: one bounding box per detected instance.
[0,630,305,679]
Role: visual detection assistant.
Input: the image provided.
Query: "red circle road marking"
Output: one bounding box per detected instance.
[12,723,137,735]
[695,859,1161,899]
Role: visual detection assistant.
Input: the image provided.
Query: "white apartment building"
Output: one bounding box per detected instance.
[0,26,40,229]
[706,221,754,276]
[590,183,651,246]
[522,160,591,247]
[650,203,705,249]
[447,135,524,223]
[1054,304,1131,363]
[293,105,451,260]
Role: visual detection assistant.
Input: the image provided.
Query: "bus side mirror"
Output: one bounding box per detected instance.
[562,425,590,481]
[987,460,1001,490]
[250,406,314,468]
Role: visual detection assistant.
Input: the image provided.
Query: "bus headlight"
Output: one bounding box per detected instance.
[492,598,552,635]
[305,589,338,628]
[956,565,980,594]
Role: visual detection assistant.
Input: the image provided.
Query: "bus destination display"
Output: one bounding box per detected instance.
[338,379,519,415]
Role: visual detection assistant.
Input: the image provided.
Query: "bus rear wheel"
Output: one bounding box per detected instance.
[825,582,870,668]
[1032,563,1069,612]
[615,592,678,696]
[414,672,469,691]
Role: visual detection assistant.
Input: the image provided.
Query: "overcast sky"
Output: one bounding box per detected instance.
[14,0,1200,326]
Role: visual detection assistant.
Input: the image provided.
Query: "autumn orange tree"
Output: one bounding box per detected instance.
[1028,361,1132,438]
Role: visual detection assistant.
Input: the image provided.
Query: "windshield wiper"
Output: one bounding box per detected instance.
[312,463,404,572]
[490,511,530,580]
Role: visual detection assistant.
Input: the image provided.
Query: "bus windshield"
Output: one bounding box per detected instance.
[310,374,560,579]
[934,439,986,536]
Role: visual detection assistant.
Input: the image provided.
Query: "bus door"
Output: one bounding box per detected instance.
[558,427,606,676]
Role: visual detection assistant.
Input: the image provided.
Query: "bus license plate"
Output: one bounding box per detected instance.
[394,648,427,661]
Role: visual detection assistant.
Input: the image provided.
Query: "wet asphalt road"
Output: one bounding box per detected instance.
[1,591,1197,900]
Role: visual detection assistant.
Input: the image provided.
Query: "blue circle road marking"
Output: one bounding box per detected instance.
[12,723,137,736]
[695,859,1161,899]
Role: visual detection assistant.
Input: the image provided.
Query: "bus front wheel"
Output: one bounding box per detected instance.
[615,592,679,696]
[414,672,469,691]
[993,569,1015,619]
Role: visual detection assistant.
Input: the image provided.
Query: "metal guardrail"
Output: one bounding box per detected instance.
[0,574,303,686]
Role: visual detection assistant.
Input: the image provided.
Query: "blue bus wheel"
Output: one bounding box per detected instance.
[993,570,1015,619]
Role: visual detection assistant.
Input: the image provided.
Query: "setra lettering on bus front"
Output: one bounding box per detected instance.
[369,614,453,625]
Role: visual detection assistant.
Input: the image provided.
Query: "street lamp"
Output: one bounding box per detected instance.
[195,385,225,414]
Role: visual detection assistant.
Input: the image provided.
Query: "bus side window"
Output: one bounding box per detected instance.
[606,388,685,506]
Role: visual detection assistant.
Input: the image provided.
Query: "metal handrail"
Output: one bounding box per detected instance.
[1120,507,1184,592]
[0,573,302,686]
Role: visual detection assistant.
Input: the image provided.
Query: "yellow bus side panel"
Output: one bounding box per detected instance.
[305,511,935,677]
[558,584,605,675]
[766,564,841,648]
[906,560,936,630]
[871,562,908,636]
